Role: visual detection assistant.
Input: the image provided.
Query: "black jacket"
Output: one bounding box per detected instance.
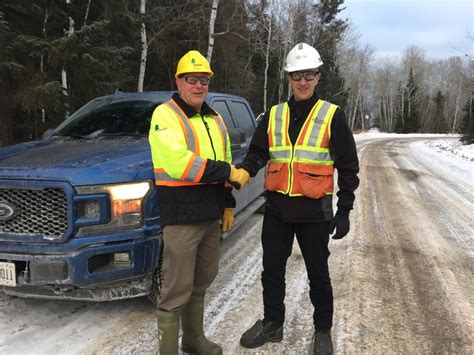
[238,92,359,223]
[156,93,236,227]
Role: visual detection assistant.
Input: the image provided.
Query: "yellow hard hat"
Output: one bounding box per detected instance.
[175,50,214,78]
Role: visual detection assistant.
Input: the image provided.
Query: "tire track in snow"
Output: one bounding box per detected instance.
[204,218,264,333]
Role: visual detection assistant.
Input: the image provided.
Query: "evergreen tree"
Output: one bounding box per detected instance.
[458,95,473,144]
[0,1,64,142]
[395,68,420,133]
[310,0,348,106]
[0,0,353,145]
[432,90,448,133]
[0,10,13,146]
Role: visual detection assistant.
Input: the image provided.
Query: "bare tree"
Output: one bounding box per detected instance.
[371,59,401,132]
[338,26,374,130]
[83,0,91,26]
[62,0,74,116]
[262,1,272,112]
[273,0,299,102]
[138,0,147,92]
[40,7,50,124]
[207,0,219,64]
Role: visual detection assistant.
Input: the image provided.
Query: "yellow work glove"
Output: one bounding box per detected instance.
[229,165,250,190]
[221,208,234,232]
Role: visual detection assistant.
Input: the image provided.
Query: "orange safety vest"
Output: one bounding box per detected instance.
[151,99,229,186]
[264,99,338,199]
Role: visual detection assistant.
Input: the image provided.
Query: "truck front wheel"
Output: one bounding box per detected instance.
[147,240,164,305]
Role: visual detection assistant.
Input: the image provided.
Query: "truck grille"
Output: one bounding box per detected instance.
[0,188,68,239]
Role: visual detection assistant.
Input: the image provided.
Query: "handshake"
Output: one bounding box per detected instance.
[229,165,250,190]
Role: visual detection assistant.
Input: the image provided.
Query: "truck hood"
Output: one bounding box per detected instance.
[0,139,154,185]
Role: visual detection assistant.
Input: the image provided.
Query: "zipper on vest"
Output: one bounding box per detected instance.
[285,103,295,195]
[287,142,296,195]
[200,114,217,160]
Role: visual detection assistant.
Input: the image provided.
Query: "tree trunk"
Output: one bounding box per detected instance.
[206,0,219,64]
[452,95,460,133]
[84,0,91,25]
[41,8,49,123]
[138,0,147,92]
[350,84,361,130]
[62,0,74,116]
[263,13,272,112]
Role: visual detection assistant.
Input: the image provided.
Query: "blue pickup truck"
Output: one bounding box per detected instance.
[0,91,265,302]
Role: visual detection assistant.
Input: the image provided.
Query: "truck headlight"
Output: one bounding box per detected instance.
[109,182,150,227]
[75,181,152,236]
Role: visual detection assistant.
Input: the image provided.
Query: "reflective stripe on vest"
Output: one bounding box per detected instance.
[265,99,338,198]
[213,112,228,159]
[154,99,227,186]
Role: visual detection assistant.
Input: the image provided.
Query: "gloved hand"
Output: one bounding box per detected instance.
[329,209,350,239]
[229,165,250,190]
[221,208,234,232]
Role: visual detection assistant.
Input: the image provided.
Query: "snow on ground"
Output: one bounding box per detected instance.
[355,130,473,187]
[1,132,472,354]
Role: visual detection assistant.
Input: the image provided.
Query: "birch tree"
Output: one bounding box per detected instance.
[338,26,374,130]
[62,0,74,116]
[400,46,430,131]
[83,0,91,25]
[273,0,297,102]
[207,0,219,64]
[262,1,272,112]
[40,8,49,123]
[137,0,147,92]
[370,59,400,132]
[445,57,469,132]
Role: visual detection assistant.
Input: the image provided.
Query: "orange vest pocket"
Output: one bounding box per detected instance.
[292,162,333,199]
[264,162,289,192]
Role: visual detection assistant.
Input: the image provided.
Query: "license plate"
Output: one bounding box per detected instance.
[0,262,16,287]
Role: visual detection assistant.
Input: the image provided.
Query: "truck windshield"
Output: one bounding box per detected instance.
[53,99,161,139]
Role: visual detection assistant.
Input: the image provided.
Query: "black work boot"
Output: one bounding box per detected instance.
[239,319,283,348]
[312,330,333,355]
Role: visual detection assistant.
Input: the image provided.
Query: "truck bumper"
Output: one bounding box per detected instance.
[2,274,152,301]
[0,234,161,301]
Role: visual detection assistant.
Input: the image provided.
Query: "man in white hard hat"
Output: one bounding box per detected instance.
[236,43,359,354]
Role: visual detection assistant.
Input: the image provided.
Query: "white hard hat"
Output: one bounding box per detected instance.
[284,43,323,72]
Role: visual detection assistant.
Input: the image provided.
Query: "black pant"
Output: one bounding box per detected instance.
[261,211,333,331]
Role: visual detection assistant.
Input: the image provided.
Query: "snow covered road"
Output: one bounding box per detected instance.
[0,135,472,354]
[334,136,473,353]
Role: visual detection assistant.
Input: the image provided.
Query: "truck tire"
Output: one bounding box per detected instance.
[147,239,164,305]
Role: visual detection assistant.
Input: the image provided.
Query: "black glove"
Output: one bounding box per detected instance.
[329,209,350,239]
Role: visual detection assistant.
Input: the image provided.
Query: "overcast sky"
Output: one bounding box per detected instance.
[340,0,473,59]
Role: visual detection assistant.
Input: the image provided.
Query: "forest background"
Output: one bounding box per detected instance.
[0,0,472,146]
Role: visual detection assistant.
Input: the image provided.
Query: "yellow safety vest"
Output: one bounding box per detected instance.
[265,99,338,199]
[149,99,232,186]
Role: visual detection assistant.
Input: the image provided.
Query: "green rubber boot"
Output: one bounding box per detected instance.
[181,295,222,355]
[157,309,180,355]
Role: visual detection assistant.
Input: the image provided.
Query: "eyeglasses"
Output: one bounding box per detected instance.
[289,71,320,81]
[183,76,210,85]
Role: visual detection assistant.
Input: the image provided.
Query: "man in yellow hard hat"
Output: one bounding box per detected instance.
[148,50,250,355]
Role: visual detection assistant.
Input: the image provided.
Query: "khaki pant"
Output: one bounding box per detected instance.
[158,220,220,311]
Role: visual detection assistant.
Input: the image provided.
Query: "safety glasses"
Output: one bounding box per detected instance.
[289,71,320,81]
[183,76,210,85]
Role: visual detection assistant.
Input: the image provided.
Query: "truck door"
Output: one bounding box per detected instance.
[211,100,247,160]
[210,99,249,212]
